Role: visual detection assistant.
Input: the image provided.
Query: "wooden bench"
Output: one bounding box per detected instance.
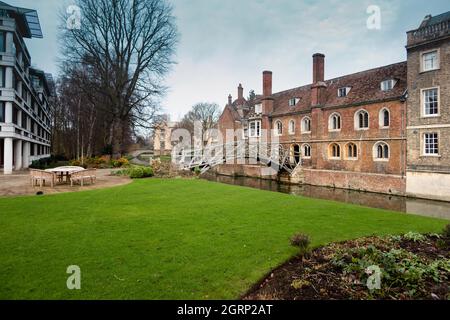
[30,169,56,188]
[70,169,97,187]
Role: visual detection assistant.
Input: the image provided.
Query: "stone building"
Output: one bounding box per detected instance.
[217,11,450,200]
[153,117,178,156]
[0,1,53,174]
[405,12,450,201]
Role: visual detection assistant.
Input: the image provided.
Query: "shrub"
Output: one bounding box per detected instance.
[112,157,130,168]
[443,224,450,238]
[290,233,311,253]
[194,166,202,175]
[113,166,153,179]
[403,232,426,243]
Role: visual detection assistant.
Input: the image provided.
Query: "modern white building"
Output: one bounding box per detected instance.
[0,1,52,174]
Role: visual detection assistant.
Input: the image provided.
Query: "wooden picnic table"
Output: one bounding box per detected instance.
[45,166,85,183]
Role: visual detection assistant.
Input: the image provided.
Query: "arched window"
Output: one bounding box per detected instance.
[374,142,389,160]
[288,119,295,134]
[301,117,311,133]
[355,110,369,129]
[346,142,358,159]
[303,144,311,158]
[329,143,341,159]
[379,108,390,128]
[275,120,283,136]
[329,113,341,131]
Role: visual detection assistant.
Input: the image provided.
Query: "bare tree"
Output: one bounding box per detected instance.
[176,102,221,144]
[59,0,178,155]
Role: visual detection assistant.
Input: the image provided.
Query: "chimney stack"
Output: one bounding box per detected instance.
[312,53,325,84]
[263,71,272,97]
[238,84,243,100]
[228,94,232,105]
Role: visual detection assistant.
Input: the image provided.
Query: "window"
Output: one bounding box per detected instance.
[249,120,261,138]
[355,110,369,129]
[338,87,351,97]
[346,143,358,159]
[381,79,396,91]
[329,143,341,159]
[329,113,341,131]
[422,50,439,72]
[0,102,4,122]
[288,119,295,134]
[254,103,262,114]
[0,31,5,52]
[275,120,283,136]
[303,144,311,158]
[0,66,5,87]
[379,108,390,128]
[301,117,311,133]
[288,98,300,107]
[424,133,439,155]
[422,88,439,116]
[374,142,389,160]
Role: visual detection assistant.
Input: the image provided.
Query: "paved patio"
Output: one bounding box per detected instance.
[0,169,131,197]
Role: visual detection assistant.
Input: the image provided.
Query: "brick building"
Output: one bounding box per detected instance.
[405,12,450,201]
[217,12,450,200]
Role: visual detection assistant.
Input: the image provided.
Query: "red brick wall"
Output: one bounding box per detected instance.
[272,100,407,177]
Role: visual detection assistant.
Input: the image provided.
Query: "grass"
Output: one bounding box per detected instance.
[0,178,447,300]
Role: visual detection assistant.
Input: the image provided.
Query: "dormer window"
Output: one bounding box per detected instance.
[254,103,262,114]
[288,98,300,107]
[338,87,350,97]
[381,79,397,91]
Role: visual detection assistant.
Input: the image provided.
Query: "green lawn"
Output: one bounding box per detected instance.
[0,178,447,300]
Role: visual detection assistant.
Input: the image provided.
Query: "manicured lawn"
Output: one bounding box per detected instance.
[0,179,447,299]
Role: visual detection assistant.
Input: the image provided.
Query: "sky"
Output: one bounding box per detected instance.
[10,0,450,121]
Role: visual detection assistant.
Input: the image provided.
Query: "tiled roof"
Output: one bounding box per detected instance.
[424,11,450,27]
[273,61,407,115]
[226,61,407,120]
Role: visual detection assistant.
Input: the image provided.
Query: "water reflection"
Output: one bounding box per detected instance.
[201,173,450,220]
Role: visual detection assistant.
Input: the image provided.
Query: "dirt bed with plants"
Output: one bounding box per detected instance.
[244,230,450,300]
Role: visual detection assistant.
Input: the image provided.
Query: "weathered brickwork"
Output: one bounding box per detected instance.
[217,12,450,199]
[405,12,450,201]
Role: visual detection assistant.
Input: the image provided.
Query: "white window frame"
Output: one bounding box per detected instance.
[423,132,440,157]
[380,79,397,92]
[379,107,390,128]
[288,119,295,135]
[420,49,440,72]
[302,144,311,159]
[421,87,440,118]
[338,87,351,97]
[328,112,341,132]
[373,141,390,162]
[275,120,283,136]
[249,120,261,138]
[301,116,311,134]
[354,109,369,130]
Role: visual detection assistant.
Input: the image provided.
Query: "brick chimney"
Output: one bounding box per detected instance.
[311,53,327,107]
[238,84,243,100]
[261,70,274,118]
[312,53,325,83]
[263,71,272,97]
[228,94,232,105]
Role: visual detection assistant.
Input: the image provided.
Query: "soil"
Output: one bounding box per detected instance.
[243,235,450,300]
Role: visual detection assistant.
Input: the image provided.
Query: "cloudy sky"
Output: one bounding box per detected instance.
[11,0,450,121]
